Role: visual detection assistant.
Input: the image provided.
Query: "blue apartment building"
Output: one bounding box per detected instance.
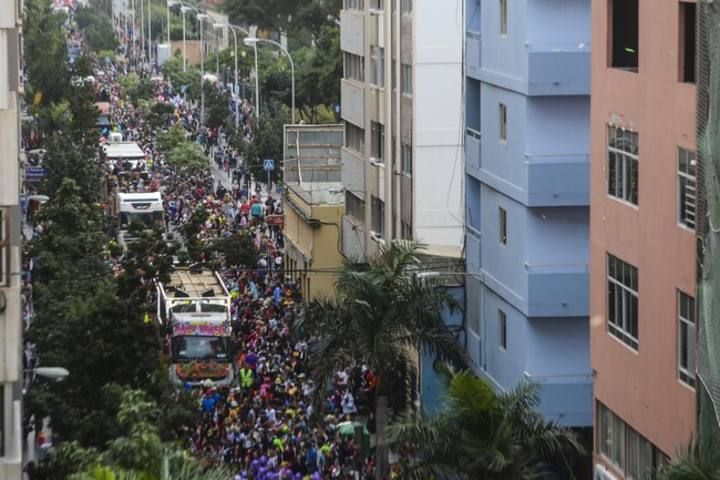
[463,0,592,427]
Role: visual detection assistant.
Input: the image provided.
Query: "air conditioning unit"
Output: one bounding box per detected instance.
[595,464,619,480]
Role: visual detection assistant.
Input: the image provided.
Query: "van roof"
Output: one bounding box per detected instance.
[117,192,162,201]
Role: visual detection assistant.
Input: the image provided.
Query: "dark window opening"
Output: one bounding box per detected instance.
[680,2,696,83]
[610,0,639,71]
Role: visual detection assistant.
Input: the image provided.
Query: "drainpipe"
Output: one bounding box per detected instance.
[383,0,393,240]
[394,0,402,239]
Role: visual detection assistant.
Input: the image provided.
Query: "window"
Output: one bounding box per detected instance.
[401,220,412,239]
[371,121,384,161]
[610,0,639,71]
[498,207,507,245]
[345,191,365,221]
[597,402,669,479]
[499,0,507,35]
[498,310,507,350]
[401,143,412,174]
[678,147,697,229]
[371,196,385,237]
[608,126,639,205]
[343,0,364,10]
[371,46,384,87]
[607,254,639,350]
[370,0,383,9]
[345,122,365,153]
[343,52,365,82]
[401,0,412,14]
[678,290,696,387]
[401,63,412,94]
[0,209,7,287]
[680,2,696,83]
[499,103,507,142]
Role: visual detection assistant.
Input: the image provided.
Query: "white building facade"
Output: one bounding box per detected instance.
[0,0,24,476]
[339,0,464,260]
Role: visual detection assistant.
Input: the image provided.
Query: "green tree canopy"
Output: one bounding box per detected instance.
[388,371,586,480]
[165,142,208,173]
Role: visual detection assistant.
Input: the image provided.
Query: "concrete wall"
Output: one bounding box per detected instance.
[590,0,697,461]
[413,0,464,251]
[284,188,345,300]
[464,0,592,427]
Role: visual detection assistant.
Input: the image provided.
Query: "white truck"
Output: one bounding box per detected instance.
[116,191,165,246]
[103,141,148,175]
[156,267,234,387]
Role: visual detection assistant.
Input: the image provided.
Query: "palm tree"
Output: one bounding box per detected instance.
[657,435,720,480]
[300,240,465,478]
[387,370,585,480]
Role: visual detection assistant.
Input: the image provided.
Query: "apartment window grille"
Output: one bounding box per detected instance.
[608,126,639,205]
[371,46,384,87]
[401,143,412,175]
[607,254,639,350]
[345,122,365,153]
[345,191,365,222]
[401,0,412,14]
[499,103,507,142]
[499,0,507,35]
[498,309,507,350]
[0,209,7,287]
[597,402,668,479]
[678,147,697,229]
[343,52,365,82]
[498,207,507,245]
[678,290,696,387]
[371,196,385,237]
[401,63,412,95]
[371,122,384,161]
[370,0,383,10]
[680,2,696,83]
[610,0,639,71]
[343,0,364,10]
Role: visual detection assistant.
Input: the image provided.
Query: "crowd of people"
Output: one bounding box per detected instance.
[93,45,382,479]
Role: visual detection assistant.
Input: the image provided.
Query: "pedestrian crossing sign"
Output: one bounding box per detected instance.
[263,159,275,171]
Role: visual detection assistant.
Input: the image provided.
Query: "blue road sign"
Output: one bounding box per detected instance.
[263,159,275,171]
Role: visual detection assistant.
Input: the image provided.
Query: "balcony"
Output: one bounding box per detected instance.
[340,79,365,128]
[526,44,590,96]
[341,147,365,197]
[524,154,589,207]
[466,31,481,80]
[525,263,588,317]
[466,227,481,276]
[465,128,481,180]
[340,9,364,56]
[342,215,366,261]
[523,372,592,427]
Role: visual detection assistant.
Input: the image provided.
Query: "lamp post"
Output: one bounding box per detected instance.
[166,0,171,44]
[214,23,254,127]
[196,12,209,126]
[244,37,295,124]
[180,5,189,71]
[147,0,152,66]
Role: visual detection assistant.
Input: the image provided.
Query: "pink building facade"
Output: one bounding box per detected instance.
[590,0,697,478]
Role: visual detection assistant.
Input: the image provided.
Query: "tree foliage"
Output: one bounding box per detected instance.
[237,109,289,182]
[387,371,586,480]
[24,0,70,105]
[75,6,117,52]
[165,142,208,174]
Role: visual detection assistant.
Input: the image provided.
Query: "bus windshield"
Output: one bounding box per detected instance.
[120,211,163,229]
[172,336,230,362]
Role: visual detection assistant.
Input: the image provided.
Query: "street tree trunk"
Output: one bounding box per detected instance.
[374,395,389,479]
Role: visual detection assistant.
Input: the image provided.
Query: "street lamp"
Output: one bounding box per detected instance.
[214,23,257,126]
[27,367,70,381]
[166,0,178,45]
[244,37,296,124]
[180,5,189,71]
[195,12,209,126]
